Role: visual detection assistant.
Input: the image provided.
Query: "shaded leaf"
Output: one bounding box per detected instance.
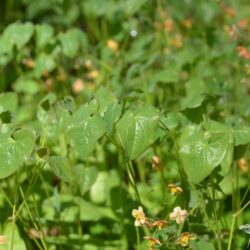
[72,164,98,195]
[49,156,73,183]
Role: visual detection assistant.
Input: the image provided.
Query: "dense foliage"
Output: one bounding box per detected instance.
[0,0,250,249]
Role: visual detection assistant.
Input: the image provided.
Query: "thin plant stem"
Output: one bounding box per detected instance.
[227,200,250,249]
[136,227,140,250]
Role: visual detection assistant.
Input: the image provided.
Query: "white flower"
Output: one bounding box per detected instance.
[169,206,188,224]
[132,206,146,226]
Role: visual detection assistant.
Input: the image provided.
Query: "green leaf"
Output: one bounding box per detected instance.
[3,222,27,250]
[179,123,231,184]
[67,100,106,160]
[3,22,34,49]
[59,29,80,58]
[34,53,56,78]
[181,78,209,109]
[233,127,250,146]
[0,36,13,65]
[160,112,179,131]
[35,24,54,49]
[95,87,117,115]
[149,68,180,85]
[49,156,73,183]
[42,195,116,222]
[0,92,18,113]
[72,165,98,195]
[104,102,122,135]
[14,78,40,95]
[116,105,159,160]
[37,93,57,124]
[190,237,215,250]
[0,129,35,179]
[203,121,234,175]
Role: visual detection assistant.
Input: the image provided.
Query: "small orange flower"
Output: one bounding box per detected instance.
[238,158,249,173]
[170,35,183,48]
[164,19,174,33]
[132,206,146,226]
[143,236,161,250]
[169,207,188,224]
[238,19,249,30]
[175,232,196,247]
[151,219,167,229]
[72,79,84,94]
[224,7,236,17]
[0,235,7,245]
[168,184,183,195]
[225,25,238,40]
[237,46,250,60]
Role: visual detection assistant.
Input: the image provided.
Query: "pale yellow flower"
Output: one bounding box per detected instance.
[132,206,146,226]
[169,206,188,224]
[87,70,99,80]
[84,60,93,69]
[168,184,183,195]
[106,39,119,52]
[175,232,196,247]
[143,236,161,250]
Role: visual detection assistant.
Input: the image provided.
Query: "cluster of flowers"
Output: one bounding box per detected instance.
[132,183,196,249]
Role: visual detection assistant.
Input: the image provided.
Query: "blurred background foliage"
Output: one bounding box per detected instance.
[0,0,250,249]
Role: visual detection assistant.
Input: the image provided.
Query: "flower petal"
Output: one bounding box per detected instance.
[132,209,138,217]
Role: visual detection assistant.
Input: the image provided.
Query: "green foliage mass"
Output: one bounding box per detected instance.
[0,0,250,249]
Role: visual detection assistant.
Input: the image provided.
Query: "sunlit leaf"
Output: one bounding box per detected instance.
[35,24,54,49]
[179,122,232,184]
[116,105,159,160]
[67,100,106,160]
[3,22,34,49]
[59,29,80,58]
[0,130,35,179]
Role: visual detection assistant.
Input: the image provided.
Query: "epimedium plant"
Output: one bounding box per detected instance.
[0,87,250,249]
[0,0,250,249]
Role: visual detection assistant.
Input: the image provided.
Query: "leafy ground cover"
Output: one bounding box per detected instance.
[0,0,250,249]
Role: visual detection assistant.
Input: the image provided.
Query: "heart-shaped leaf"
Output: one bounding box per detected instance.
[3,22,34,49]
[0,130,35,179]
[233,127,250,146]
[67,100,106,160]
[116,105,159,160]
[49,156,73,183]
[179,123,231,184]
[72,164,98,195]
[59,29,80,58]
[35,24,54,50]
[203,120,234,175]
